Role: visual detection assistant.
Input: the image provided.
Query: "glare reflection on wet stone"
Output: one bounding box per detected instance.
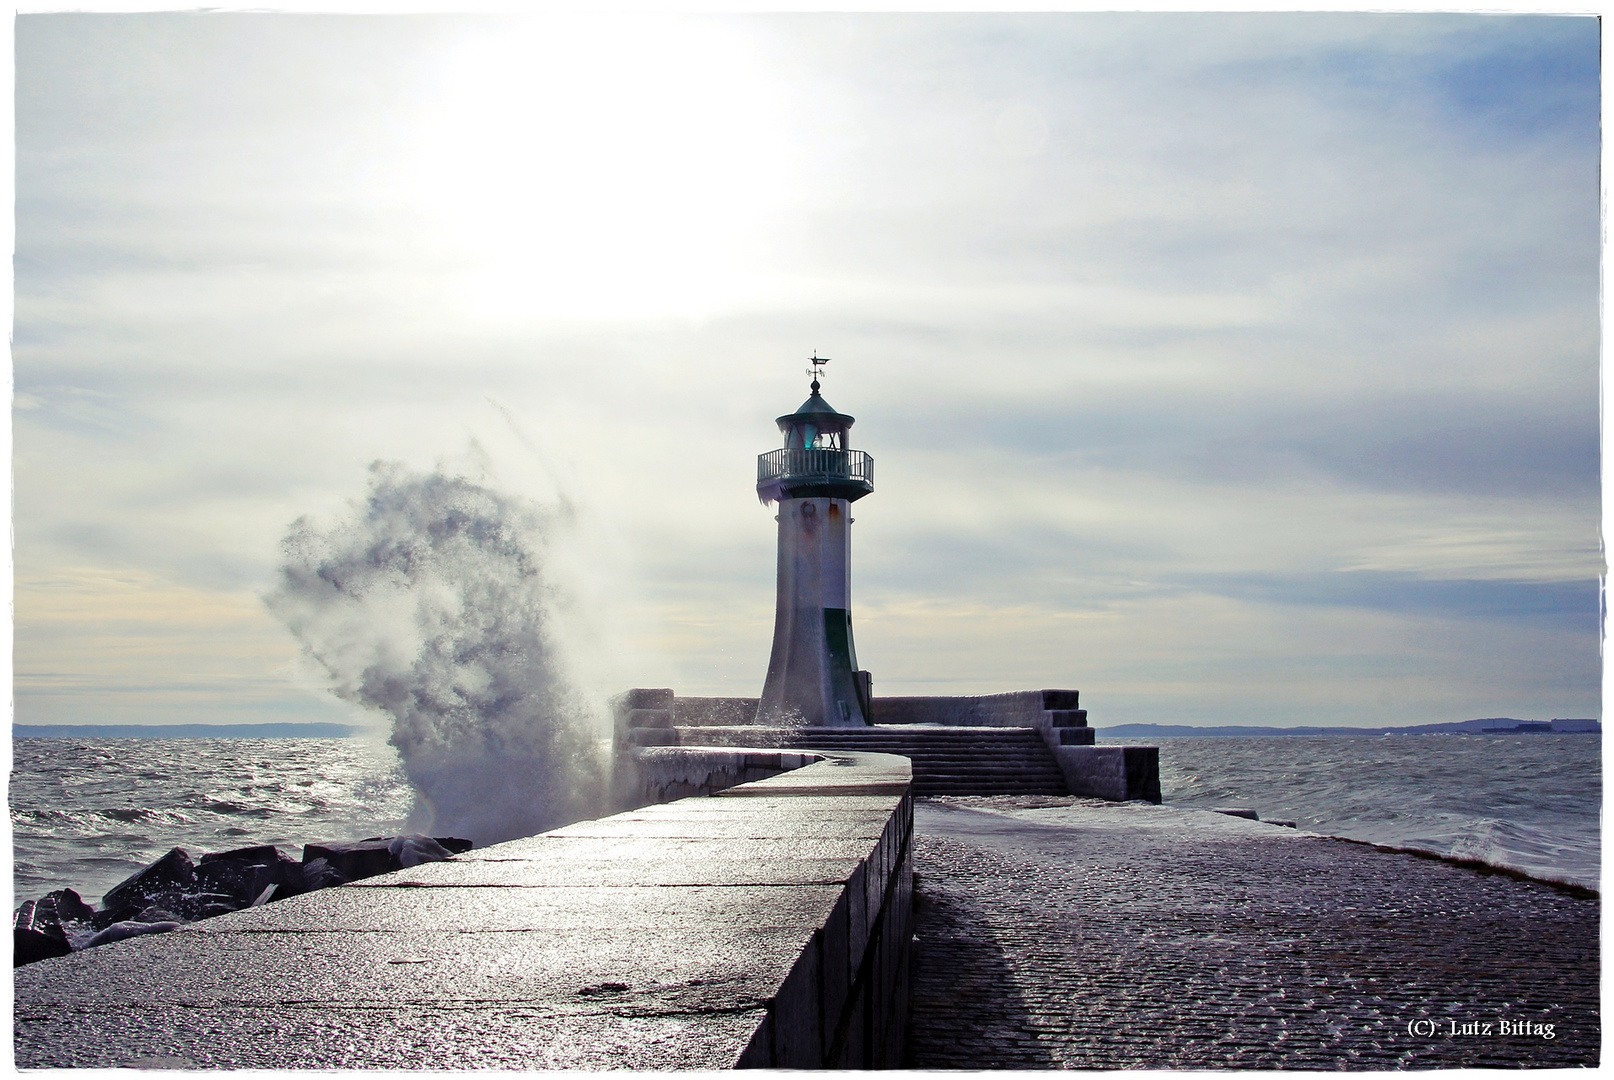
[904,796,1598,1069]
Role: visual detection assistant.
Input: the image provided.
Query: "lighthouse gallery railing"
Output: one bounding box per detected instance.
[757,447,874,486]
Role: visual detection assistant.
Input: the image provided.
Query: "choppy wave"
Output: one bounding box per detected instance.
[1126,733,1600,890]
[11,737,412,904]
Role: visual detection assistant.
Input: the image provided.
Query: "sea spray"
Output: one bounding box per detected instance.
[267,462,606,845]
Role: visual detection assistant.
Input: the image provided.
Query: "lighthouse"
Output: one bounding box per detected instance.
[755,357,875,726]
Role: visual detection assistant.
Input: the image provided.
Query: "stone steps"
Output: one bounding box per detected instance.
[910,786,1063,796]
[780,726,1070,796]
[802,759,1063,773]
[627,723,1077,796]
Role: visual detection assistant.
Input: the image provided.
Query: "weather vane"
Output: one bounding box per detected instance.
[806,351,831,391]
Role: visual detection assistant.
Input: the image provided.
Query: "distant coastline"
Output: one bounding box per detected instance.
[11,718,1598,739]
[13,723,361,739]
[1097,718,1599,737]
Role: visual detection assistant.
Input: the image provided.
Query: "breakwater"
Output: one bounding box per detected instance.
[14,749,914,1069]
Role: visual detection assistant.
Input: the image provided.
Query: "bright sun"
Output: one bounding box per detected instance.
[401,16,797,323]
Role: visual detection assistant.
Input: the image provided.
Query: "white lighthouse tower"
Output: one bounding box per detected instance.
[755,357,874,726]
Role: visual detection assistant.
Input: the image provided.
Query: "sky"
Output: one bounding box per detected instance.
[12,12,1602,731]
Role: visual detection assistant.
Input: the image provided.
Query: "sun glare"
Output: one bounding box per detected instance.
[403,16,795,322]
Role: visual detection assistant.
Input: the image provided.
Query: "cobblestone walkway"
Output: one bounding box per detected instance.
[905,797,1599,1069]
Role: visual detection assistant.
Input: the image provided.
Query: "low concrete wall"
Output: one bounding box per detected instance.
[872,689,1079,726]
[14,751,914,1070]
[609,688,762,731]
[677,696,763,726]
[627,725,794,748]
[627,746,818,804]
[1048,745,1163,803]
[732,754,914,1067]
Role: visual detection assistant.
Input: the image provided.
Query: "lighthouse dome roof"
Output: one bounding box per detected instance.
[776,385,854,431]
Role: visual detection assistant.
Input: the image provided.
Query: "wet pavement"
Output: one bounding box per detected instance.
[14,753,913,1069]
[905,796,1599,1070]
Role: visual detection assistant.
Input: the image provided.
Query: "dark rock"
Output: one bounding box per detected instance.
[305,834,462,879]
[275,853,308,897]
[301,857,349,892]
[90,905,132,931]
[171,892,247,921]
[84,920,182,949]
[199,844,280,865]
[133,905,186,924]
[14,888,104,965]
[305,839,395,882]
[101,848,195,916]
[22,832,462,959]
[43,888,97,927]
[192,858,257,907]
[14,900,72,966]
[98,892,185,928]
[195,846,306,907]
[389,834,452,868]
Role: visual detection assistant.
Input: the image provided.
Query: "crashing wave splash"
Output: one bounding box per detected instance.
[269,462,605,845]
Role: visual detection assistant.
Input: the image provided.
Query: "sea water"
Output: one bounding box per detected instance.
[10,737,413,905]
[1114,732,1601,890]
[11,730,1601,907]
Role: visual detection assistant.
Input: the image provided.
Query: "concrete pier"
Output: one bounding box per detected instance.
[905,796,1599,1069]
[14,752,913,1070]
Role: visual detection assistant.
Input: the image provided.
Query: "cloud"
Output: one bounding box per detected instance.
[1174,572,1597,631]
[880,390,1598,500]
[13,13,1601,727]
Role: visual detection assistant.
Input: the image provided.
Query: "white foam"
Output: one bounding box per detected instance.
[267,462,606,845]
